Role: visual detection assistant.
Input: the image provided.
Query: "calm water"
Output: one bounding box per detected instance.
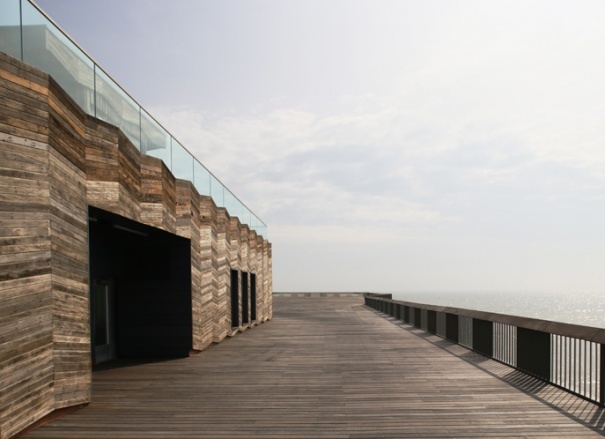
[385,291,605,329]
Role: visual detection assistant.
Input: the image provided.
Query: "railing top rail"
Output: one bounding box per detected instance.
[364,293,605,343]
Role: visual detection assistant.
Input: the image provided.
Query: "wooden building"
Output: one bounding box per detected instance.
[0,32,272,439]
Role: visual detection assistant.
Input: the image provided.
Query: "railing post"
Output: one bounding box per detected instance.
[517,328,550,380]
[446,313,459,343]
[427,310,437,334]
[413,308,422,328]
[403,306,409,323]
[472,319,493,357]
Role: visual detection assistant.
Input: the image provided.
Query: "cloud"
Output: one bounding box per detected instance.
[150,68,605,238]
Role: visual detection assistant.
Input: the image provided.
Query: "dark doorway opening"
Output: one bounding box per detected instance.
[88,206,192,366]
[242,271,249,325]
[230,269,239,328]
[250,273,257,322]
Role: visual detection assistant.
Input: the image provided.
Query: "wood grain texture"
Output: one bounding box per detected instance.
[198,196,214,343]
[214,208,231,341]
[20,296,605,438]
[228,218,242,331]
[47,84,90,413]
[0,51,272,439]
[0,52,55,439]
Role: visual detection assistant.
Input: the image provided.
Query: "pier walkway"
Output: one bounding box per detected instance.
[23,296,605,438]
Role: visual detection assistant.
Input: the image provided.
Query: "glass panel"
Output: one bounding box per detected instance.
[251,214,262,233]
[95,68,141,149]
[225,189,243,219]
[210,174,224,207]
[223,188,234,216]
[0,0,22,59]
[257,225,268,238]
[243,206,252,227]
[171,138,193,181]
[193,160,211,196]
[141,109,170,166]
[21,1,95,114]
[13,0,267,239]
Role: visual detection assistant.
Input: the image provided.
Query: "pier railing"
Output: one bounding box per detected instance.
[364,293,605,406]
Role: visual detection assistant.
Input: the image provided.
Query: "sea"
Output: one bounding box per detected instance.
[384,290,605,329]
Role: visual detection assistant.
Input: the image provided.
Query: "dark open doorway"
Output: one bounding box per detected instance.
[230,269,239,328]
[88,206,192,366]
[241,271,249,325]
[250,273,257,322]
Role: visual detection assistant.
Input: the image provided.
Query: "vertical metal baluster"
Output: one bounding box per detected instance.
[572,338,576,393]
[564,336,567,388]
[581,339,584,397]
[559,336,565,385]
[592,342,595,400]
[569,337,572,392]
[504,324,506,363]
[589,341,593,400]
[506,324,509,364]
[590,341,594,399]
[509,325,512,365]
[505,324,507,364]
[557,335,563,384]
[584,340,587,397]
[588,340,591,399]
[552,335,555,385]
[556,335,560,384]
[573,337,576,392]
[552,335,561,384]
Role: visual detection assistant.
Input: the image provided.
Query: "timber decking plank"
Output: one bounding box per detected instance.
[22,296,604,438]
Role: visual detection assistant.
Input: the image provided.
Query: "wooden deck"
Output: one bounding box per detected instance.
[22,296,605,438]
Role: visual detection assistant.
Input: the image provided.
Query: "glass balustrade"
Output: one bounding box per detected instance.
[0,0,267,237]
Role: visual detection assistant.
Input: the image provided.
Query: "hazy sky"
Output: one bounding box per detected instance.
[34,0,605,294]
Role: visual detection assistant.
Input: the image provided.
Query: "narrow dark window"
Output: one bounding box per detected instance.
[241,271,249,325]
[250,273,257,321]
[230,269,239,328]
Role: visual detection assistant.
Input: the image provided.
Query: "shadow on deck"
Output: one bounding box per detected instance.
[22,296,605,438]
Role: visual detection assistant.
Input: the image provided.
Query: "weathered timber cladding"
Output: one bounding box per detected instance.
[0,51,272,439]
[228,218,242,331]
[248,230,257,321]
[215,208,231,341]
[198,196,215,344]
[47,78,90,411]
[0,55,55,439]
[140,155,176,233]
[265,241,273,320]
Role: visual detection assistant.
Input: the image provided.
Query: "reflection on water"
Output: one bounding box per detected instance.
[387,291,605,328]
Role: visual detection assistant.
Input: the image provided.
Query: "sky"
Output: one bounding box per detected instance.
[34,0,605,294]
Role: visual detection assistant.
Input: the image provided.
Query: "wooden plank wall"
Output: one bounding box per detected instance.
[200,198,225,344]
[0,51,272,439]
[0,53,55,439]
[176,181,205,350]
[228,218,241,332]
[248,231,257,321]
[215,208,231,341]
[47,78,90,410]
[266,242,273,320]
[240,225,250,325]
